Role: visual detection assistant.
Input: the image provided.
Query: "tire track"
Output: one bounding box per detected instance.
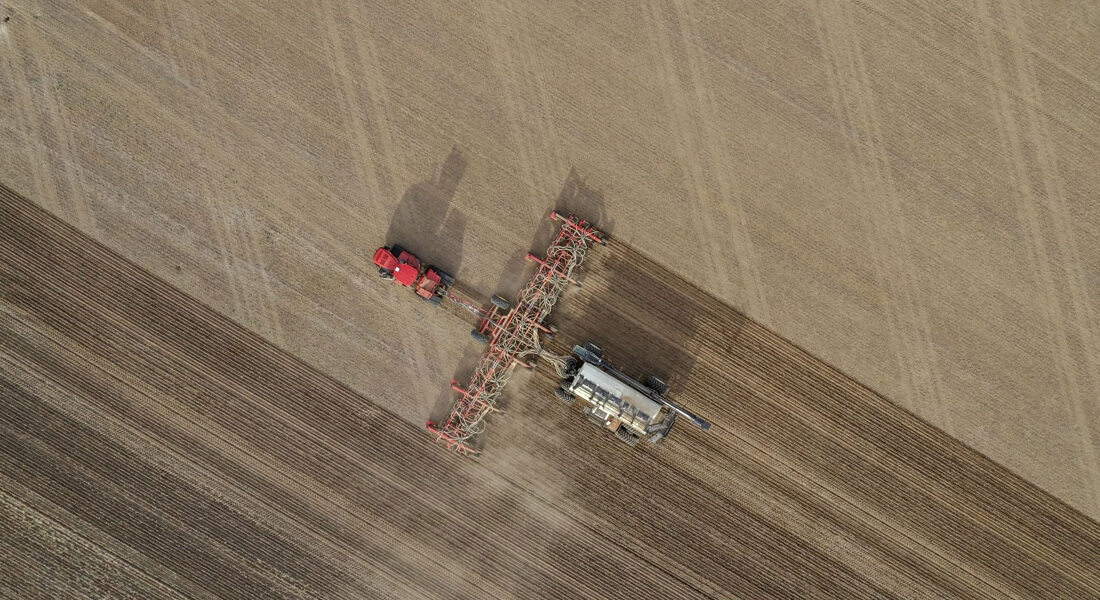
[476,0,564,215]
[4,184,1100,598]
[666,0,771,321]
[19,0,95,231]
[341,0,404,202]
[1001,0,1100,509]
[0,186,698,599]
[542,239,1100,599]
[814,0,949,427]
[2,10,58,213]
[973,0,1100,515]
[642,0,733,305]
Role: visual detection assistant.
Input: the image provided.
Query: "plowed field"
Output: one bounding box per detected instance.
[4,187,1099,599]
[3,0,1099,519]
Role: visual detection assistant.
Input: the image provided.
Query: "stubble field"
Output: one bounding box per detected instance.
[2,0,1100,597]
[3,0,1099,515]
[4,186,1100,599]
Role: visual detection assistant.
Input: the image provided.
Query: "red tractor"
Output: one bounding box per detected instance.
[372,245,455,305]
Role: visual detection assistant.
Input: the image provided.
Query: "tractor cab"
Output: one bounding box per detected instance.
[373,245,454,304]
[373,245,421,281]
[392,263,420,286]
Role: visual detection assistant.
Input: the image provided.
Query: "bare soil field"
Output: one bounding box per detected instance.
[4,187,1100,598]
[2,0,1098,518]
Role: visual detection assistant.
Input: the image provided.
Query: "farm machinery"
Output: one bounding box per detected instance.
[553,342,711,446]
[374,210,709,454]
[372,245,454,305]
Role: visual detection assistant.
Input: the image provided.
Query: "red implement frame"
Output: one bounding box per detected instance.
[426,211,603,454]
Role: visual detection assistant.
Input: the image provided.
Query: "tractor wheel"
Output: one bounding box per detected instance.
[470,330,490,344]
[427,294,443,306]
[378,268,393,279]
[615,426,640,447]
[582,342,603,357]
[555,388,575,405]
[643,375,670,395]
[490,294,510,311]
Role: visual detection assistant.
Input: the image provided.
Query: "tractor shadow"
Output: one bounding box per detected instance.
[385,146,468,276]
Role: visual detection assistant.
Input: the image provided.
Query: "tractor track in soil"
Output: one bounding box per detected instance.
[2,186,1100,598]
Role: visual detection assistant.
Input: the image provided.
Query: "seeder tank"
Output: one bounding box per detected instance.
[556,342,711,446]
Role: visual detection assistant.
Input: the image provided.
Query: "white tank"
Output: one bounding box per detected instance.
[566,363,664,436]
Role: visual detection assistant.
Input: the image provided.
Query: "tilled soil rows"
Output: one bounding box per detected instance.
[2,187,1099,599]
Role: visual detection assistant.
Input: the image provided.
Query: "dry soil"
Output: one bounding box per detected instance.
[4,187,1100,599]
[1,0,1098,517]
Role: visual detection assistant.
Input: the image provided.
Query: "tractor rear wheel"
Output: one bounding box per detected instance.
[490,295,510,311]
[470,330,490,344]
[555,388,574,405]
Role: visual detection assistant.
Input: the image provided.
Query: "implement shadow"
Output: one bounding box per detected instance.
[385,146,467,275]
[552,246,703,394]
[524,168,617,272]
[428,169,618,433]
[532,169,700,383]
[555,167,615,235]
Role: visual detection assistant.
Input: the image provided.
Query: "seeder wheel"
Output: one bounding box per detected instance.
[615,426,640,447]
[643,375,669,395]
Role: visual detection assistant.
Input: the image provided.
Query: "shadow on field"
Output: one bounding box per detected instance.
[557,246,704,392]
[428,169,620,434]
[386,146,467,275]
[523,169,617,274]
